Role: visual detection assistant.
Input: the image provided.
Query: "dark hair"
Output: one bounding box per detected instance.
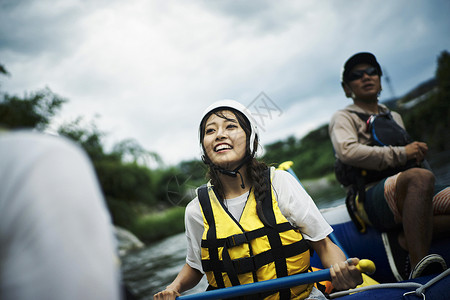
[200,108,272,226]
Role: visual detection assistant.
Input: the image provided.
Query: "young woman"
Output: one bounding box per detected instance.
[154,100,362,300]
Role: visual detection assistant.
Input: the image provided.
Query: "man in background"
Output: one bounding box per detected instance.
[329,52,450,280]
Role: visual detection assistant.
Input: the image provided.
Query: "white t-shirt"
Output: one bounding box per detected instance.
[0,131,121,300]
[184,168,333,273]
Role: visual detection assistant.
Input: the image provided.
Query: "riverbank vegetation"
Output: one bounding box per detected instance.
[130,206,186,242]
[1,51,449,244]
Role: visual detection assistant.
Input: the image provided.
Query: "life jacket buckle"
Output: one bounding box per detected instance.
[232,256,256,274]
[226,233,248,247]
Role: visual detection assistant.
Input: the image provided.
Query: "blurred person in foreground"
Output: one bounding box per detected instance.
[0,129,122,300]
[329,52,450,280]
[154,100,363,300]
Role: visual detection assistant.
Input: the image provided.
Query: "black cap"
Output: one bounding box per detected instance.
[342,52,382,83]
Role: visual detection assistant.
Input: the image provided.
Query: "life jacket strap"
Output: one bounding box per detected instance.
[200,222,295,248]
[198,184,226,288]
[201,239,310,274]
[198,170,310,299]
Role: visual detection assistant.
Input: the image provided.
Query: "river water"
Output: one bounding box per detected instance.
[121,156,450,300]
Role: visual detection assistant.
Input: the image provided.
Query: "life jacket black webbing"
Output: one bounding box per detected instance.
[198,185,225,288]
[198,169,310,299]
[259,169,291,299]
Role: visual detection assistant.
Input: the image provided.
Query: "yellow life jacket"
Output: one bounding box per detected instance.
[198,168,313,300]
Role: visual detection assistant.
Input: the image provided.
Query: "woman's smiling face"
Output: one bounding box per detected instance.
[202,110,247,169]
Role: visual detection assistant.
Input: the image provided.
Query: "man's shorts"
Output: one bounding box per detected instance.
[364,177,398,232]
[364,173,450,232]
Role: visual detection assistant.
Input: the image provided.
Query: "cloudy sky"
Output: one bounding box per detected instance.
[1,0,449,166]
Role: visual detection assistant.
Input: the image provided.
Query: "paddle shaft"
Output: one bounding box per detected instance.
[177,259,375,300]
[177,269,330,300]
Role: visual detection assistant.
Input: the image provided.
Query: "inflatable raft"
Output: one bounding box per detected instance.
[177,162,450,299]
[178,203,450,300]
[309,203,450,299]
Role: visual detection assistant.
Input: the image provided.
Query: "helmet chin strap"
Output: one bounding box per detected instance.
[205,155,251,189]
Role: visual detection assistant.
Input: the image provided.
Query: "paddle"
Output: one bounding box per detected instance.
[177,259,376,300]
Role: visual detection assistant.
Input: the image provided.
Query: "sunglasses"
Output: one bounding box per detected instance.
[347,66,378,81]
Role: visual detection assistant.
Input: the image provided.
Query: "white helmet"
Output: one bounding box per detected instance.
[199,99,259,156]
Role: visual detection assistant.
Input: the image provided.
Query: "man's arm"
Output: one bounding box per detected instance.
[329,110,408,170]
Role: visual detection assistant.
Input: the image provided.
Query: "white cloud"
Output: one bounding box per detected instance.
[1,0,449,165]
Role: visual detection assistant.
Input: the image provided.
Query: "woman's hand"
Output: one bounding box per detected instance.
[153,263,203,299]
[310,238,364,291]
[329,257,363,291]
[153,287,180,300]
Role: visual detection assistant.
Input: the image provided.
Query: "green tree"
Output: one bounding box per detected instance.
[152,166,197,208]
[293,124,335,179]
[401,51,450,156]
[0,87,66,130]
[112,138,162,167]
[436,51,450,92]
[0,64,9,77]
[177,159,208,185]
[262,125,335,180]
[263,136,302,167]
[57,119,160,227]
[58,118,106,161]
